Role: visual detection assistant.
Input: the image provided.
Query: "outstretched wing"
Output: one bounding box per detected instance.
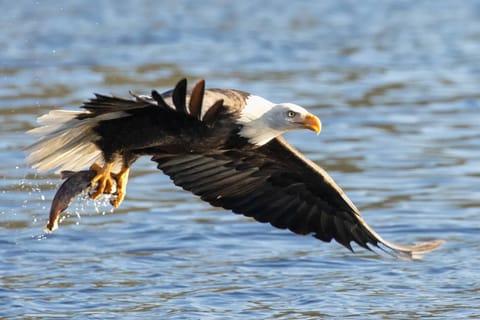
[153,136,443,258]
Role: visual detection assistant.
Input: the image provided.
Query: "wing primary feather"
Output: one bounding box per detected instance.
[228,190,280,218]
[82,94,150,112]
[316,211,334,242]
[333,217,354,252]
[349,224,372,250]
[202,99,224,125]
[286,201,312,235]
[151,90,171,109]
[189,79,205,120]
[265,198,302,230]
[227,188,271,210]
[172,78,188,114]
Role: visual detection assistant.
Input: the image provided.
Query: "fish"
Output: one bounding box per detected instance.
[45,170,105,232]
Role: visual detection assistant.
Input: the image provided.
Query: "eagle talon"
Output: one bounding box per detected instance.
[110,167,130,208]
[89,162,115,200]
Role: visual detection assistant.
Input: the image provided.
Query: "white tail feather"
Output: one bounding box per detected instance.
[26,110,127,174]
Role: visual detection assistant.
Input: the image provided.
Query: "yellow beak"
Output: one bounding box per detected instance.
[303,113,322,135]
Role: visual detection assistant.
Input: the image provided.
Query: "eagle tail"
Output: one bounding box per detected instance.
[26,109,105,173]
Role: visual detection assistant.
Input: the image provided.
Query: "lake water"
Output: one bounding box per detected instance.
[1,1,480,318]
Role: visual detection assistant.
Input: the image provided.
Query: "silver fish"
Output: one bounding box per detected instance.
[45,170,97,232]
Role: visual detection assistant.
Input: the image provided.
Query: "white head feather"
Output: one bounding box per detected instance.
[237,95,321,146]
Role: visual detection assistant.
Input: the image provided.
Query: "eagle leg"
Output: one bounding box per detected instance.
[89,162,115,199]
[110,166,130,208]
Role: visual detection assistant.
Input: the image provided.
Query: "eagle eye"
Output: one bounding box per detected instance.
[287,111,297,118]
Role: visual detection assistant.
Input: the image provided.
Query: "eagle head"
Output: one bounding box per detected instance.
[237,95,321,146]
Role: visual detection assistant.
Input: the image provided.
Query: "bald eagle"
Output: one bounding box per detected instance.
[27,79,442,258]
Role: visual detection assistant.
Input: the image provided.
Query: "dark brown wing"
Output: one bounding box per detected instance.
[153,137,443,258]
[82,93,157,114]
[81,85,176,118]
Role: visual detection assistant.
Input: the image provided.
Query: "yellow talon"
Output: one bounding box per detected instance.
[111,167,130,208]
[90,162,115,200]
[89,162,130,208]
